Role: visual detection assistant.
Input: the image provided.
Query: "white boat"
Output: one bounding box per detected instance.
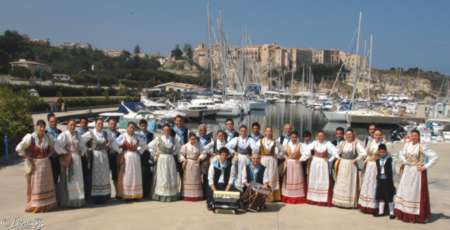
[87,112,125,129]
[141,97,185,120]
[175,101,216,119]
[248,98,267,110]
[323,110,348,122]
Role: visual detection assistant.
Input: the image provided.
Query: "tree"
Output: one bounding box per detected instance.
[171,44,183,60]
[183,43,193,60]
[134,44,141,55]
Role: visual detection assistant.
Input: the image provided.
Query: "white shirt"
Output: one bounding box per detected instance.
[283,142,311,161]
[253,137,281,158]
[307,140,337,162]
[242,164,270,185]
[147,134,181,157]
[16,133,53,157]
[208,159,235,186]
[336,141,367,160]
[399,142,438,169]
[226,136,251,156]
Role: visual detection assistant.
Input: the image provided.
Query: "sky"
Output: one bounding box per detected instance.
[0,0,449,74]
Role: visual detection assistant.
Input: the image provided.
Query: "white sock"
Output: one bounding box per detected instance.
[378,201,385,215]
[388,202,394,215]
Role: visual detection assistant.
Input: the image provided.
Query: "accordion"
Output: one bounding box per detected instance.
[213,191,240,202]
[212,191,241,214]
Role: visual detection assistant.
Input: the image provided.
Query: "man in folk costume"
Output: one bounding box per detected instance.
[77,116,92,202]
[306,131,337,206]
[206,147,236,210]
[54,119,85,208]
[106,118,121,198]
[281,131,310,204]
[226,125,252,191]
[276,123,292,190]
[395,130,438,223]
[180,133,207,201]
[196,124,213,197]
[374,144,396,219]
[172,115,189,180]
[248,122,263,153]
[137,119,154,199]
[80,118,113,204]
[45,113,62,186]
[16,120,57,213]
[224,118,239,142]
[253,127,282,202]
[358,129,385,214]
[242,153,270,188]
[332,129,367,208]
[76,117,89,136]
[331,127,345,146]
[148,124,182,202]
[114,122,147,201]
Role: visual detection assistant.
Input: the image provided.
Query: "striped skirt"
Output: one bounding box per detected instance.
[281,159,306,204]
[26,158,57,213]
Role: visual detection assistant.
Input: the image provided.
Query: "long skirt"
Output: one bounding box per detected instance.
[281,159,306,204]
[182,159,203,201]
[261,155,280,202]
[25,158,57,213]
[358,161,377,213]
[91,150,111,203]
[233,153,251,191]
[332,159,359,208]
[58,153,85,208]
[118,151,143,200]
[153,154,181,202]
[394,166,431,223]
[307,157,333,206]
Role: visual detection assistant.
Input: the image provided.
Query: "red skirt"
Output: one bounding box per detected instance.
[395,170,431,223]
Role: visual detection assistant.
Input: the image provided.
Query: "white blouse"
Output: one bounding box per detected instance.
[253,137,281,158]
[226,136,251,155]
[399,142,438,169]
[307,140,337,162]
[16,133,53,157]
[114,133,146,154]
[147,134,181,157]
[283,142,311,161]
[179,142,207,162]
[55,130,82,155]
[336,141,367,160]
[204,139,227,155]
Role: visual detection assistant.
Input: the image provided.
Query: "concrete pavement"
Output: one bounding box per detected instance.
[0,143,449,230]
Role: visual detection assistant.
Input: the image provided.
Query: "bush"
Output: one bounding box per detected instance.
[0,85,35,160]
[9,66,32,79]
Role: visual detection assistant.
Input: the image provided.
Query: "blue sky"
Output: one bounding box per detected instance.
[1,0,449,74]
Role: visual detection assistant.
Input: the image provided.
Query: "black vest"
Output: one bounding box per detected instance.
[376,157,393,180]
[246,164,266,184]
[213,162,231,186]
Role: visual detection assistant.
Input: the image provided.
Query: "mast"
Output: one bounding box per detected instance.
[207,0,213,93]
[350,11,363,107]
[367,34,373,104]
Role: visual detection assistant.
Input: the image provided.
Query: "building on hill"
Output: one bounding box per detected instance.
[153,82,205,93]
[9,59,51,74]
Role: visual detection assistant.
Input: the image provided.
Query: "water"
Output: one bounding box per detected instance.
[187,104,397,140]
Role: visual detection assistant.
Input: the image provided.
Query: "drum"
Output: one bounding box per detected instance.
[242,183,270,212]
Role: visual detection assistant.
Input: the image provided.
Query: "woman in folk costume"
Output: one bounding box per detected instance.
[281,131,310,204]
[80,118,112,204]
[54,119,85,208]
[253,127,281,202]
[205,130,228,161]
[358,129,385,214]
[332,129,367,208]
[148,124,182,202]
[16,120,57,213]
[306,131,337,206]
[225,125,252,191]
[179,133,207,201]
[395,130,438,223]
[114,122,147,200]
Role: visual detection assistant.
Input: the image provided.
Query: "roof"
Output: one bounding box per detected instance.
[9,59,48,66]
[154,81,202,90]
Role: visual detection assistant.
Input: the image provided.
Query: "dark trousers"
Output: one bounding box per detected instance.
[108,152,118,188]
[49,154,60,185]
[141,151,153,199]
[81,154,92,202]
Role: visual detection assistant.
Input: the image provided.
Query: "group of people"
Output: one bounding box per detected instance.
[16,114,438,224]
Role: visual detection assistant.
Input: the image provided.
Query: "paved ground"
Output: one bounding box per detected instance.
[0,143,449,230]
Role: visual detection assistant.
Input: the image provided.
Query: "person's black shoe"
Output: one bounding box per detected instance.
[373,213,383,217]
[389,214,395,219]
